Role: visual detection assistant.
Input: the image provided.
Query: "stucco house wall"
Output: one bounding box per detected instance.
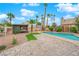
[61,18,76,32]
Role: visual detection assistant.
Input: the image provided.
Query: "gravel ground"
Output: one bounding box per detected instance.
[0,33,79,56]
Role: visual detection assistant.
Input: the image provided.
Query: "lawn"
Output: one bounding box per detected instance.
[32,32,41,34]
[26,33,37,41]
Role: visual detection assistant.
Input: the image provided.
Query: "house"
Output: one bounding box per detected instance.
[61,17,76,32]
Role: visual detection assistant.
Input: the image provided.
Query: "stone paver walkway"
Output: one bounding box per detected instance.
[0,33,27,48]
[0,33,79,56]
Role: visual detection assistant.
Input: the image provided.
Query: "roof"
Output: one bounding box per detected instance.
[62,18,76,25]
[12,24,28,26]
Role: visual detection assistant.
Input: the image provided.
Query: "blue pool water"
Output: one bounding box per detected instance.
[44,32,79,41]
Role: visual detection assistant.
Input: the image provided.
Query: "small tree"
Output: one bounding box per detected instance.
[75,16,79,32]
[56,26,62,32]
[70,26,78,33]
[48,26,54,31]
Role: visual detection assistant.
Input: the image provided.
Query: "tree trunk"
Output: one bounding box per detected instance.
[43,7,46,31]
[10,17,12,24]
[36,19,38,31]
[42,18,45,31]
[31,24,33,32]
[46,17,48,27]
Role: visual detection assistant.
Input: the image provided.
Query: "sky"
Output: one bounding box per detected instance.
[0,3,79,25]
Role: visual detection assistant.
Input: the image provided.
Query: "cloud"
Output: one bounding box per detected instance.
[22,3,27,7]
[12,16,26,24]
[28,3,40,6]
[56,3,79,12]
[48,17,61,26]
[15,17,25,20]
[75,12,79,14]
[22,3,40,7]
[0,14,7,19]
[20,9,37,17]
[63,15,74,19]
[55,17,61,25]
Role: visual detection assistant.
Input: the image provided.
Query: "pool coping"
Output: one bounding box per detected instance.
[42,33,79,46]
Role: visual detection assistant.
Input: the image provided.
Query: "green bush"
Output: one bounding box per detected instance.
[0,29,4,32]
[0,45,6,51]
[56,26,62,32]
[48,26,54,31]
[70,27,78,33]
[12,37,17,45]
[13,28,21,34]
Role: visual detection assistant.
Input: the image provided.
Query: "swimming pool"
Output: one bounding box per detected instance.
[44,32,79,41]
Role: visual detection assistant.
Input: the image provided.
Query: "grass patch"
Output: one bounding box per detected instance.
[26,33,37,41]
[32,32,40,34]
[12,37,18,45]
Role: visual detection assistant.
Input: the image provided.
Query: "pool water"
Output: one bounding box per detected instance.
[45,32,79,41]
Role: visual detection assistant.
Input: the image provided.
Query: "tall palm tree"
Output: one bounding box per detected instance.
[46,14,52,27]
[7,13,15,24]
[53,14,55,23]
[28,19,35,32]
[41,14,44,31]
[36,15,39,31]
[43,3,48,31]
[52,14,57,31]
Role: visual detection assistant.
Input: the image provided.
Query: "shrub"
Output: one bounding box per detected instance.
[70,27,78,33]
[13,28,21,34]
[0,29,4,33]
[48,26,54,31]
[56,26,62,32]
[12,37,17,45]
[0,45,6,51]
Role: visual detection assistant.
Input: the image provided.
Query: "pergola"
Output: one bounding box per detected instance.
[12,24,28,33]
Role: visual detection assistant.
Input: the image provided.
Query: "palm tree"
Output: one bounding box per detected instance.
[43,3,48,31]
[53,14,55,23]
[7,13,15,24]
[41,14,44,31]
[52,14,56,31]
[28,19,35,32]
[36,15,39,31]
[46,14,52,27]
[37,22,41,25]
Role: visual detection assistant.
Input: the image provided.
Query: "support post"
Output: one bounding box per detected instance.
[4,25,7,36]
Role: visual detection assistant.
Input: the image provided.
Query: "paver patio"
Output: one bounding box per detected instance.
[0,33,27,48]
[0,33,79,56]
